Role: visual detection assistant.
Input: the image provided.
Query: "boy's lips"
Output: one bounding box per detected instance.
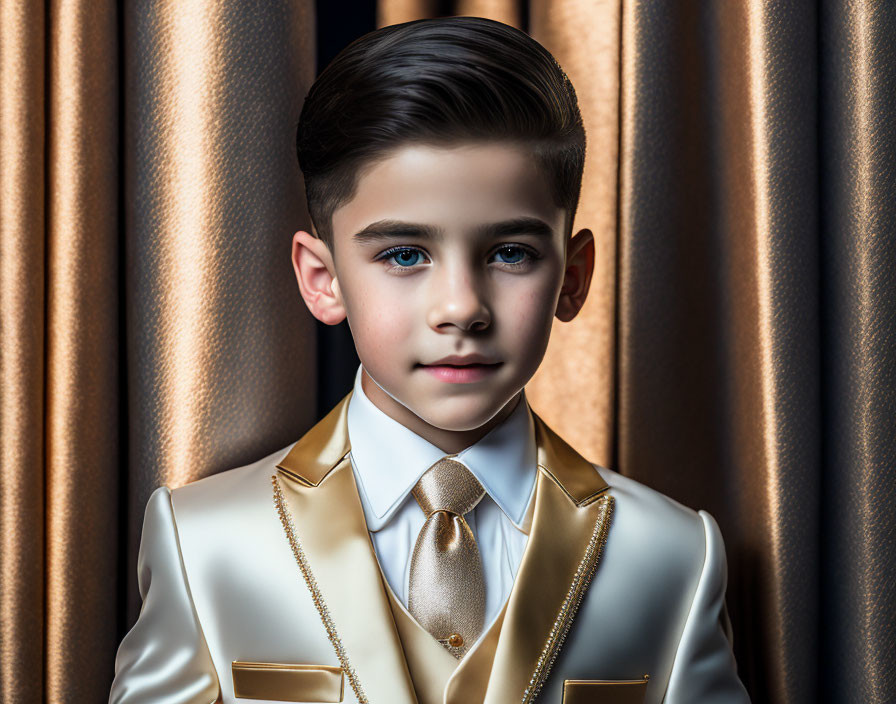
[418,359,502,383]
[423,353,500,366]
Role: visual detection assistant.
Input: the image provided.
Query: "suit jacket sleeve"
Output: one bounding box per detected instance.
[663,510,751,703]
[109,486,221,704]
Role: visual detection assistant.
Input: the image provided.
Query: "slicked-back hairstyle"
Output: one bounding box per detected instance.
[296,16,587,249]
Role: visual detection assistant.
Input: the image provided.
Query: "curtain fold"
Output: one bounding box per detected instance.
[528,0,620,465]
[2,1,320,700]
[615,2,821,701]
[819,4,896,702]
[614,2,896,703]
[45,1,120,701]
[124,0,319,623]
[0,3,46,701]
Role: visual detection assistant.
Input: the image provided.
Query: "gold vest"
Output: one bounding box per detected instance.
[384,578,509,704]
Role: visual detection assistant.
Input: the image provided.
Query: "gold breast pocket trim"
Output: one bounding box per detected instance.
[231,661,345,702]
[562,675,649,704]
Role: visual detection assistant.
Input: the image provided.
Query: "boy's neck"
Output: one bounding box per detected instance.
[360,369,522,455]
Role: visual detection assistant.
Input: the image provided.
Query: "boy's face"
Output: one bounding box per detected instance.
[293,142,593,438]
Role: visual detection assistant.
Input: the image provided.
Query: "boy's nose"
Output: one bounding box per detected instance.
[426,272,491,333]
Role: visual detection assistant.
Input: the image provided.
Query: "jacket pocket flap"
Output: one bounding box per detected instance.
[562,676,650,704]
[231,661,344,702]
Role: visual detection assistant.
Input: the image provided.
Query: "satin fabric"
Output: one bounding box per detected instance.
[110,487,220,704]
[385,580,459,704]
[109,391,749,703]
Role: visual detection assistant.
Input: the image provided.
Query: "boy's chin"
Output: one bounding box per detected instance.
[409,393,520,433]
[362,366,524,434]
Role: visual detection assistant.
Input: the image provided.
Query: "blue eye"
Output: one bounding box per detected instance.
[493,245,529,265]
[383,247,425,268]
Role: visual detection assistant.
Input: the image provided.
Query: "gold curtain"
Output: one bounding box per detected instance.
[611,3,896,702]
[2,1,119,700]
[120,0,319,625]
[2,1,894,703]
[1,0,318,701]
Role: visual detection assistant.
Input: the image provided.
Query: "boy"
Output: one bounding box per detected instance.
[110,16,750,704]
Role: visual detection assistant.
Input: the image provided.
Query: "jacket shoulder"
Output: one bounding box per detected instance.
[169,441,297,517]
[594,465,708,592]
[597,465,702,525]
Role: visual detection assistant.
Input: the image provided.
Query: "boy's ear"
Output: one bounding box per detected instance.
[555,227,595,322]
[291,230,346,325]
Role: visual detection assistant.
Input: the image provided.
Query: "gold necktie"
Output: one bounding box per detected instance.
[407,457,486,659]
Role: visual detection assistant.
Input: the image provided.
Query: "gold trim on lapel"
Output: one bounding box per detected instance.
[274,390,418,704]
[532,412,609,504]
[276,391,353,486]
[480,410,614,704]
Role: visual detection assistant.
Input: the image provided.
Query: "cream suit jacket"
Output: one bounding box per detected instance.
[110,392,751,704]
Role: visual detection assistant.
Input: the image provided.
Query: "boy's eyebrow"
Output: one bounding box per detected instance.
[351,216,555,243]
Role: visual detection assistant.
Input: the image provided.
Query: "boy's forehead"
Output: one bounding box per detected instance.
[331,142,564,244]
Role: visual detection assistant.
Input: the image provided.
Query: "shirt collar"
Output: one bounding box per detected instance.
[346,365,537,533]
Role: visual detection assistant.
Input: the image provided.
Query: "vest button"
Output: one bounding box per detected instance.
[448,633,464,648]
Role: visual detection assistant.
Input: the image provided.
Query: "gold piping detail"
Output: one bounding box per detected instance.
[272,473,369,704]
[278,450,349,488]
[277,467,314,487]
[522,494,615,703]
[537,464,609,507]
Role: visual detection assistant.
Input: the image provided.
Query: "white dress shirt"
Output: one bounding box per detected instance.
[346,364,538,638]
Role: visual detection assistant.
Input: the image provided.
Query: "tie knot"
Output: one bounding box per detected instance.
[412,458,485,518]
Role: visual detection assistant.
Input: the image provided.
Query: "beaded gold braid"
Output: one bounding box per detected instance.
[522,494,614,703]
[272,473,369,704]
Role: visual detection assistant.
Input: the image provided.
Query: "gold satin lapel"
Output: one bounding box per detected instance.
[276,464,417,704]
[273,390,418,704]
[481,411,614,704]
[531,411,609,504]
[276,390,353,486]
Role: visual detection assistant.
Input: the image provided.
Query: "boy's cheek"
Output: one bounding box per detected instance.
[351,312,416,371]
[343,285,406,335]
[501,288,556,335]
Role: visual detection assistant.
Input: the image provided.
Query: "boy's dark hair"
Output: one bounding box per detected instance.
[296,16,587,249]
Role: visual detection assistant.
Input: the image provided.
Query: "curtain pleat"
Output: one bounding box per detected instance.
[0,2,46,701]
[527,0,620,465]
[616,2,821,702]
[44,0,120,700]
[123,0,319,622]
[819,4,896,702]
